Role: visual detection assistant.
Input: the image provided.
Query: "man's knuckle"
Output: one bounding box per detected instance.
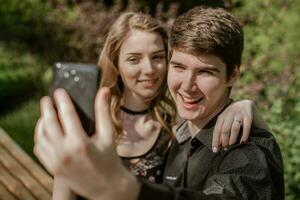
[232,125,240,132]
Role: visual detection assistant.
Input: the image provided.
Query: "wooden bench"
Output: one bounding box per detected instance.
[0,128,53,200]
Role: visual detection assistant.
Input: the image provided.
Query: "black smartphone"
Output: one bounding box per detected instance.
[49,62,101,136]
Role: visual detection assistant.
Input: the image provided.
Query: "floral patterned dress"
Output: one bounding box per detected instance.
[121,130,172,183]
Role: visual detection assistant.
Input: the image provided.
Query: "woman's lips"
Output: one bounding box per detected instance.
[138,78,158,88]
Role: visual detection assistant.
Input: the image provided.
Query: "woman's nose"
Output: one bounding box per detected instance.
[143,58,155,74]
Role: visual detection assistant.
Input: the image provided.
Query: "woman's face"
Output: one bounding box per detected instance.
[118,29,167,102]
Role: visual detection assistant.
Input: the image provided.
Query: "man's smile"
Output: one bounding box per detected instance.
[179,93,204,109]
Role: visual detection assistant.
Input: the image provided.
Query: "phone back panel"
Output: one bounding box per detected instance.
[49,62,101,136]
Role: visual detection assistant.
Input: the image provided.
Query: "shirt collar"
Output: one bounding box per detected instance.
[175,99,233,149]
[176,121,190,143]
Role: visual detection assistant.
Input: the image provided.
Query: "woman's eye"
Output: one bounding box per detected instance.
[127,57,139,63]
[153,54,165,61]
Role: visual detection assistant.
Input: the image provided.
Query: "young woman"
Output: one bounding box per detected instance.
[46,12,267,199]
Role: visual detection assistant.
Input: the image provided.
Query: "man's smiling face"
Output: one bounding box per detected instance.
[167,50,238,125]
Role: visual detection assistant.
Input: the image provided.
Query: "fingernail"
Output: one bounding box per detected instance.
[213,146,219,153]
[54,88,64,96]
[224,147,228,151]
[54,88,67,101]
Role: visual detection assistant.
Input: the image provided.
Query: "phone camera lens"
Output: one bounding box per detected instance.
[64,72,70,78]
[56,63,62,69]
[74,76,80,82]
[71,69,77,75]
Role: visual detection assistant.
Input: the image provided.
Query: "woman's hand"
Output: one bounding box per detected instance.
[212,100,260,153]
[34,88,140,200]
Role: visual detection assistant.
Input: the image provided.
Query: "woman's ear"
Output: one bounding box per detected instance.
[226,66,240,86]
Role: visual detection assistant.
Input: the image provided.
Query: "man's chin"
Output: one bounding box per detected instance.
[177,110,201,121]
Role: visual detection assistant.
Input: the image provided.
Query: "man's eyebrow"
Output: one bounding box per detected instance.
[170,61,221,72]
[169,61,185,66]
[201,66,220,72]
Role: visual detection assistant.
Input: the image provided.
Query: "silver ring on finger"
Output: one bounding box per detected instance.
[234,119,243,125]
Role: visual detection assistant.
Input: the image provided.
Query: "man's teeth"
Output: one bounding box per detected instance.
[181,96,203,104]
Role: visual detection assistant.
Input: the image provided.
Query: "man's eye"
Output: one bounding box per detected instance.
[172,65,185,70]
[198,70,212,75]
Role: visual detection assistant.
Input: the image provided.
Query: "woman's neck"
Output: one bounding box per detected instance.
[121,91,151,111]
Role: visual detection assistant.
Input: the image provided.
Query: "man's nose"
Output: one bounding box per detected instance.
[182,72,196,92]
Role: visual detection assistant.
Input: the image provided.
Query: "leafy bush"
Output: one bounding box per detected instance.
[0,0,69,62]
[229,0,300,199]
[0,42,46,111]
[44,0,179,62]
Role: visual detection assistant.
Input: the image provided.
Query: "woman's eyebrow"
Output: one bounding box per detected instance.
[153,49,165,54]
[125,52,141,56]
[126,49,165,56]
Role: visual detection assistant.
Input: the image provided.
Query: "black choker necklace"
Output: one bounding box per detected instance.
[120,106,149,115]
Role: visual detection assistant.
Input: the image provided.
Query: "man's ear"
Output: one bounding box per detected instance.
[226,66,240,86]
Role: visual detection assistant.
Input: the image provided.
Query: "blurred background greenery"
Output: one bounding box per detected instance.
[0,0,299,198]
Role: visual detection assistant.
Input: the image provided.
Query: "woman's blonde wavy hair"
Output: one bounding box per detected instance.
[98,12,176,139]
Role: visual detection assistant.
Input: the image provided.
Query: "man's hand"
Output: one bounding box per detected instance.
[34,87,140,200]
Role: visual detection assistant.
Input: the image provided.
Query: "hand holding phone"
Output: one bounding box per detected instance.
[49,62,101,136]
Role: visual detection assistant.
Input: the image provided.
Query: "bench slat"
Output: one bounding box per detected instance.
[0,183,18,200]
[0,144,51,200]
[0,128,53,199]
[0,128,53,193]
[0,163,36,200]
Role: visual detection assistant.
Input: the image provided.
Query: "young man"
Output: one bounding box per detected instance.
[137,6,284,199]
[34,6,284,200]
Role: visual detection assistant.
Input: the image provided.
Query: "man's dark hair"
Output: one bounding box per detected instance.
[169,6,244,79]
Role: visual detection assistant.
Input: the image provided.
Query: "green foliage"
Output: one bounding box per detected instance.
[0,0,70,62]
[0,97,40,159]
[0,42,47,111]
[0,0,299,199]
[230,0,300,199]
[0,0,48,40]
[267,107,300,199]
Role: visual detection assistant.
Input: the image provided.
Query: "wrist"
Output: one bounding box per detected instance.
[91,169,140,200]
[119,171,140,200]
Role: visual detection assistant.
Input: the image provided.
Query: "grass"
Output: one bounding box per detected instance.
[0,96,41,159]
